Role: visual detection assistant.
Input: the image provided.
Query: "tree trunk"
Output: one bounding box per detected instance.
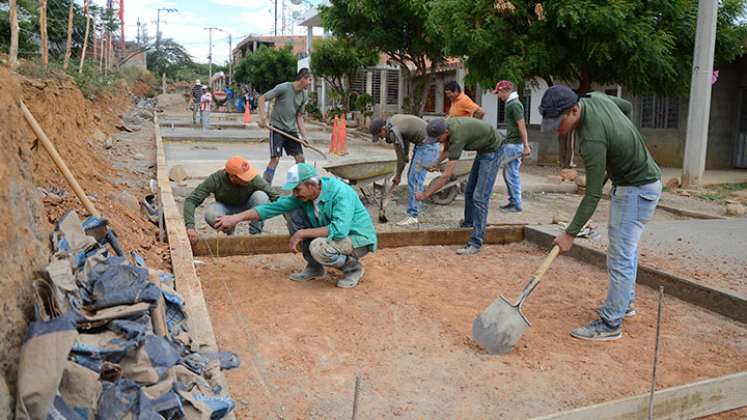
[63,0,75,70]
[8,0,18,69]
[79,0,90,74]
[39,0,48,66]
[577,66,592,94]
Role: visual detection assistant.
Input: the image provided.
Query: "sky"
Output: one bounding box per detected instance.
[92,0,322,65]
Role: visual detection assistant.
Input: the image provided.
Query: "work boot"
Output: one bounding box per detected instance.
[570,319,622,341]
[289,264,325,282]
[499,202,515,209]
[456,245,481,256]
[500,205,523,213]
[337,257,364,288]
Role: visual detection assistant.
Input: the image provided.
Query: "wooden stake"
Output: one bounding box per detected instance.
[63,0,75,70]
[648,286,665,420]
[79,0,90,74]
[19,100,99,217]
[8,0,18,69]
[39,0,49,66]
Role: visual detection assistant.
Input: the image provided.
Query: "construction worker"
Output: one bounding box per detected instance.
[189,79,202,124]
[416,117,503,255]
[445,81,485,119]
[215,163,377,289]
[184,156,278,245]
[539,85,662,341]
[493,80,531,213]
[370,114,439,226]
[258,68,312,184]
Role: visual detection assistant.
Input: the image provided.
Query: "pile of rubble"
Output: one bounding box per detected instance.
[15,211,238,419]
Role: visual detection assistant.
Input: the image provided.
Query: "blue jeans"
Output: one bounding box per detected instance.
[600,180,662,327]
[204,191,270,234]
[463,150,501,248]
[200,110,210,131]
[497,143,524,209]
[407,143,441,217]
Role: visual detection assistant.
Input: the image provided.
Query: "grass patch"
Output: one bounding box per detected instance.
[690,183,747,201]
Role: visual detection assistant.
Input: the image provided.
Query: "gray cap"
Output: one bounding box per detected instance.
[426,118,448,143]
[370,117,387,141]
[538,85,579,132]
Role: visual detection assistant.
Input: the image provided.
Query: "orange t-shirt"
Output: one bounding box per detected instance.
[448,93,480,117]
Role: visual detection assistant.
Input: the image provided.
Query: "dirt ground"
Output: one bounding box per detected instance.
[196,243,747,419]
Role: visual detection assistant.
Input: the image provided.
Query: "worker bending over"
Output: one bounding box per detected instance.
[215,163,377,289]
[539,85,662,341]
[417,117,503,255]
[370,114,439,226]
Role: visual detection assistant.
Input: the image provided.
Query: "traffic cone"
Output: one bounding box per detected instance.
[243,102,252,124]
[339,117,348,155]
[329,116,338,154]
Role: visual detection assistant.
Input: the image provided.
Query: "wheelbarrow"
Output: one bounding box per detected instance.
[212,91,228,112]
[323,158,398,220]
[427,154,523,205]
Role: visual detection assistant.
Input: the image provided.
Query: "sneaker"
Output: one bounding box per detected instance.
[337,257,364,288]
[395,216,419,226]
[289,264,325,282]
[499,202,515,209]
[456,245,481,256]
[570,319,622,341]
[458,219,473,229]
[596,304,636,318]
[500,205,523,213]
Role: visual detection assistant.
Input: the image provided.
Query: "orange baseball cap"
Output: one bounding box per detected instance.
[225,156,258,182]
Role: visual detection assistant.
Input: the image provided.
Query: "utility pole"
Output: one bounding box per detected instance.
[137,17,141,48]
[156,8,177,50]
[8,0,18,69]
[204,27,225,88]
[682,0,718,187]
[228,34,233,85]
[275,0,278,36]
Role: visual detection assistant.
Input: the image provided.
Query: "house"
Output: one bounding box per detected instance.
[232,35,315,65]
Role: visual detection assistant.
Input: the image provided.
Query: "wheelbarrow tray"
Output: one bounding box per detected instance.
[323,158,398,184]
[441,157,474,177]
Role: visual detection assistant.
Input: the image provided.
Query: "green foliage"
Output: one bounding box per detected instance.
[146,38,195,80]
[320,0,444,115]
[306,91,323,120]
[429,0,747,95]
[233,46,297,92]
[355,93,374,118]
[310,36,377,111]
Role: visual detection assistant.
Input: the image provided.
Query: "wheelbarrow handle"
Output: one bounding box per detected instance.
[515,245,560,308]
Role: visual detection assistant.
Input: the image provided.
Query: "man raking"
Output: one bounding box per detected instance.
[370,114,439,226]
[214,163,377,289]
[539,85,662,341]
[258,68,312,185]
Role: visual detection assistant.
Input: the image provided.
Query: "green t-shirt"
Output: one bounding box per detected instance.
[504,99,525,144]
[388,114,428,178]
[566,92,662,236]
[183,170,279,229]
[446,117,502,160]
[264,81,308,133]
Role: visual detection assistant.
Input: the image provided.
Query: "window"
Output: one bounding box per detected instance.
[640,95,679,129]
[386,70,399,105]
[424,85,436,113]
[372,70,382,105]
[350,70,366,96]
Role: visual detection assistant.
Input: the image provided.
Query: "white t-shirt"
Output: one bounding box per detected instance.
[200,93,212,111]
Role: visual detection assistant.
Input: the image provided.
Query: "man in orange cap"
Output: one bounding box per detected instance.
[183,156,278,244]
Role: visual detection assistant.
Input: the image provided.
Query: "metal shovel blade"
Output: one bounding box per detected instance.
[472,296,531,355]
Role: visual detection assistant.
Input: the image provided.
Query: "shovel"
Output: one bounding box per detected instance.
[472,245,560,354]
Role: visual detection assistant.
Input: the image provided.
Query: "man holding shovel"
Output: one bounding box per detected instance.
[370,114,439,227]
[416,117,504,255]
[214,163,377,288]
[539,85,662,341]
[258,68,312,185]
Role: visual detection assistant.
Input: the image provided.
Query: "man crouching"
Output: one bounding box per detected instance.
[214,163,377,288]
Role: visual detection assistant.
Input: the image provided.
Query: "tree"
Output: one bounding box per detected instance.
[320,0,444,115]
[233,45,297,92]
[429,0,747,95]
[146,38,195,80]
[310,36,377,112]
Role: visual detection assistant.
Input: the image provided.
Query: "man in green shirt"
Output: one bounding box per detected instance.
[493,80,531,212]
[416,117,503,255]
[214,163,377,289]
[258,68,312,184]
[539,85,662,341]
[370,114,440,226]
[184,156,278,245]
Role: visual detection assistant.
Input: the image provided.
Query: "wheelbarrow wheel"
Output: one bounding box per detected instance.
[428,176,459,205]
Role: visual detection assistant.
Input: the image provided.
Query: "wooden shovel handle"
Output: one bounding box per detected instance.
[515,245,560,307]
[268,125,328,159]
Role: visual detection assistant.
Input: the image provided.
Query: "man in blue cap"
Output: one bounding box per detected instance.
[214,163,377,288]
[539,85,662,341]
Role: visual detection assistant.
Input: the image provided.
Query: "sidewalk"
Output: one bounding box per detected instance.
[660,167,747,186]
